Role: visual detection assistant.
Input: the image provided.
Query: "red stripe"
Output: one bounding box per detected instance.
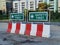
[36,24,43,37]
[15,23,21,34]
[7,22,12,33]
[25,24,31,36]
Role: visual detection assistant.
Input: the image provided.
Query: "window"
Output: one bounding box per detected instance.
[30,1,34,9]
[39,0,43,2]
[22,2,25,6]
[15,3,18,9]
[15,3,18,7]
[15,10,18,13]
[22,2,25,12]
[14,3,18,13]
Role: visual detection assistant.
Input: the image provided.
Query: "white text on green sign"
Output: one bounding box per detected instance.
[29,12,48,21]
[10,13,24,21]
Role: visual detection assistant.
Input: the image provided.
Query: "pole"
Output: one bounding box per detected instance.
[49,10,50,23]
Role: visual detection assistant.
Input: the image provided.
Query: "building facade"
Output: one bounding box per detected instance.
[13,0,58,13]
[13,0,27,13]
[0,0,6,14]
[13,0,36,13]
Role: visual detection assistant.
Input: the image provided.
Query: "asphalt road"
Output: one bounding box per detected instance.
[0,22,60,45]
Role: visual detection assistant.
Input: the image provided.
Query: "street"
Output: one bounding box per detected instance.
[0,22,60,45]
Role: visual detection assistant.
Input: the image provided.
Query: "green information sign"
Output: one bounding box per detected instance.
[10,13,24,21]
[29,12,48,21]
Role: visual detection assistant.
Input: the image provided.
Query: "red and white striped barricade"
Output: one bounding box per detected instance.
[7,22,50,38]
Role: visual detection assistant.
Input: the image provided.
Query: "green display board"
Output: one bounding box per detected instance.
[29,12,48,22]
[10,13,24,21]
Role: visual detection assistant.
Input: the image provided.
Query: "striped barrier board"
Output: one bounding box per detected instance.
[7,22,50,38]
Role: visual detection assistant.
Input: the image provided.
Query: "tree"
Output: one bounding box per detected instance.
[24,9,28,17]
[24,9,28,21]
[38,3,50,11]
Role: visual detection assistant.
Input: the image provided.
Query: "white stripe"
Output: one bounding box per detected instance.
[42,24,50,38]
[19,24,26,35]
[11,23,16,33]
[30,24,37,36]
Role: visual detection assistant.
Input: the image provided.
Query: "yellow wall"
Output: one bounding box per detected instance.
[58,0,60,7]
[0,0,6,12]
